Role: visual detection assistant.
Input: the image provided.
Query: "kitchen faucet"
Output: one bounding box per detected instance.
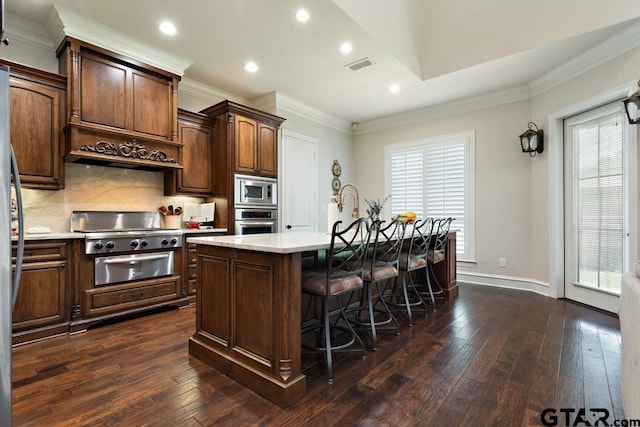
[336,183,360,219]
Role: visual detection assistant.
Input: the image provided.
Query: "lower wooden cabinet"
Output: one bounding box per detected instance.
[12,240,70,345]
[12,238,194,343]
[183,232,226,301]
[82,276,182,317]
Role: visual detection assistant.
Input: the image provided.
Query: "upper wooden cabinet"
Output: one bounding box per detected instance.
[200,100,285,233]
[56,37,183,170]
[3,60,66,190]
[234,115,278,177]
[202,100,285,179]
[165,109,214,197]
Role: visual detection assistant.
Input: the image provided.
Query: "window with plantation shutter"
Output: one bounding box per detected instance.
[390,149,424,218]
[385,131,475,261]
[425,143,466,257]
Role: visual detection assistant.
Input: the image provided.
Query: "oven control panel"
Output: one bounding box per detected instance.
[85,234,182,254]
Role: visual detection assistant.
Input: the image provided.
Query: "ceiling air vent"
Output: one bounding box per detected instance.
[346,57,373,71]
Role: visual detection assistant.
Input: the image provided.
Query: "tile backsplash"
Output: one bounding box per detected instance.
[17,163,203,232]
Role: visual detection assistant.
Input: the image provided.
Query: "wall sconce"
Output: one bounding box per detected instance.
[623,82,640,124]
[519,122,544,157]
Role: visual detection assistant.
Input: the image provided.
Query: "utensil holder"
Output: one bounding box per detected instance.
[162,215,181,229]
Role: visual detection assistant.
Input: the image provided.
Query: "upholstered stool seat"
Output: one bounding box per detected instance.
[302,270,362,296]
[301,217,371,384]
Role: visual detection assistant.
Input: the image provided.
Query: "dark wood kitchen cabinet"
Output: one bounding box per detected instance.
[12,240,71,345]
[182,231,226,301]
[56,37,183,170]
[2,59,66,190]
[165,109,214,197]
[234,115,278,177]
[200,100,285,232]
[201,100,284,178]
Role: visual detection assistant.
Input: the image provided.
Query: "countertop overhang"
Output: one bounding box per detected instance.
[187,232,333,254]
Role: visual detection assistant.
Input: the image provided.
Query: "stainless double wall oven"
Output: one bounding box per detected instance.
[234,174,278,234]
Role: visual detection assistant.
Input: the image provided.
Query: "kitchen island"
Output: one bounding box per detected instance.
[187,230,457,407]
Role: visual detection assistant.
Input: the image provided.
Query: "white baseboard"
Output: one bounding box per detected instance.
[457,271,551,296]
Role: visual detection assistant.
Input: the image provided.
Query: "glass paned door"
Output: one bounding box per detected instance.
[564,102,634,313]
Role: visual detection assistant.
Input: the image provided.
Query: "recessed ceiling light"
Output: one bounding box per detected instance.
[296,9,310,22]
[159,21,177,36]
[390,83,400,94]
[245,61,259,73]
[340,42,352,54]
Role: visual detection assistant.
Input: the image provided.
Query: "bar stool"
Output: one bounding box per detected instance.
[390,217,435,325]
[349,219,405,351]
[300,217,371,384]
[422,217,454,307]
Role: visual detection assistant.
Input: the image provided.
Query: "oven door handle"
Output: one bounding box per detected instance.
[236,221,276,226]
[103,253,170,265]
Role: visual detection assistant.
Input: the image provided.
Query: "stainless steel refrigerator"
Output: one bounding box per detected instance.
[1,64,25,427]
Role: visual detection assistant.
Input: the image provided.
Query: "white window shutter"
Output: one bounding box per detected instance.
[390,150,424,218]
[426,143,466,256]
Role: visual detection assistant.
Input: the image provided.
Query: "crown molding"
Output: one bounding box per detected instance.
[45,6,192,76]
[4,13,54,50]
[178,78,245,105]
[356,85,531,134]
[274,93,352,134]
[249,92,278,115]
[530,20,640,97]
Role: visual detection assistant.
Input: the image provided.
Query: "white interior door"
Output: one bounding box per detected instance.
[281,130,317,233]
[564,101,637,313]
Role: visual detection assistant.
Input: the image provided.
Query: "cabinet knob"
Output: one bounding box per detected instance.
[286,225,292,229]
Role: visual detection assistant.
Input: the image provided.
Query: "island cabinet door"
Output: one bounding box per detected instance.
[190,245,306,408]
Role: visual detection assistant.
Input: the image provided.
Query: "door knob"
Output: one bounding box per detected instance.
[286,225,292,229]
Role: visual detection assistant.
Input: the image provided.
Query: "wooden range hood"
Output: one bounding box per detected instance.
[57,37,183,170]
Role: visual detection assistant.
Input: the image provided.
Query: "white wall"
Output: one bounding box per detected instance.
[277,108,355,232]
[530,45,640,296]
[0,37,58,72]
[352,100,535,284]
[352,44,640,297]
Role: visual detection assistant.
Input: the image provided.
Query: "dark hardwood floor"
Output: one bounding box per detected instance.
[11,284,623,426]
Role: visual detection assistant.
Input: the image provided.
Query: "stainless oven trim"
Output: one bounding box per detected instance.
[102,253,170,265]
[234,174,277,207]
[235,221,277,227]
[234,219,277,235]
[94,251,175,286]
[234,207,278,221]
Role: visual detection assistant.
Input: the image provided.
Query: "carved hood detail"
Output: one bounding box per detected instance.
[80,140,178,164]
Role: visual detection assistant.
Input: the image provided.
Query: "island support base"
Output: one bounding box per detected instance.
[189,245,306,408]
[189,336,306,408]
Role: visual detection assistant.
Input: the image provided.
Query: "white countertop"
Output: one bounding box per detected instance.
[12,232,84,241]
[11,228,228,241]
[188,232,333,254]
[180,228,227,234]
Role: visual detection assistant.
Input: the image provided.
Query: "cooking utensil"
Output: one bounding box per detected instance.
[158,206,168,216]
[168,205,174,215]
[174,207,182,215]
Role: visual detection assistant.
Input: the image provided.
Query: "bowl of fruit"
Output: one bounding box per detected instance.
[392,211,417,224]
